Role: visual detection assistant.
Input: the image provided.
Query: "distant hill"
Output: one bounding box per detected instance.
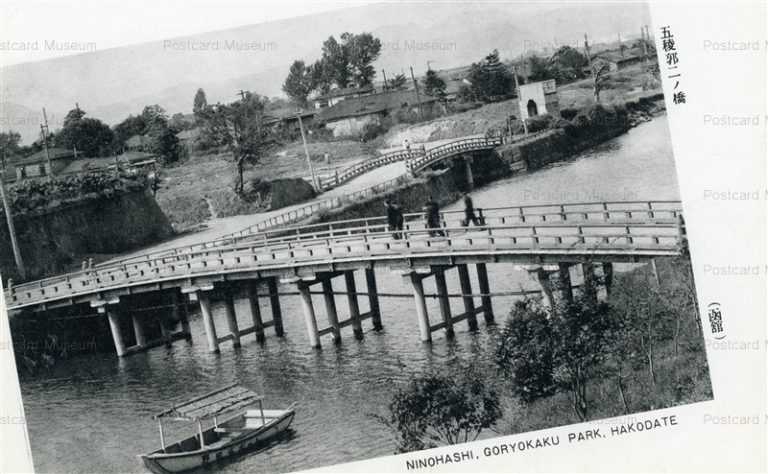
[0,2,651,143]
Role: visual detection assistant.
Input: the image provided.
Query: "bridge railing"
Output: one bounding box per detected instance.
[94,173,414,270]
[13,201,682,295]
[7,202,685,308]
[317,149,417,190]
[407,136,503,174]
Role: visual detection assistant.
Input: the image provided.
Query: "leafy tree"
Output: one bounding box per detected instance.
[527,55,553,82]
[468,49,513,102]
[422,70,447,99]
[320,35,350,89]
[343,32,382,88]
[376,365,502,453]
[134,105,183,164]
[112,114,147,147]
[388,73,408,90]
[496,292,619,421]
[0,131,21,155]
[198,93,279,193]
[193,88,208,115]
[591,59,611,103]
[282,60,315,106]
[54,107,114,157]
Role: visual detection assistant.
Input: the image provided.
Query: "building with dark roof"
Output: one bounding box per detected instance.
[317,89,438,138]
[12,147,77,180]
[312,86,375,109]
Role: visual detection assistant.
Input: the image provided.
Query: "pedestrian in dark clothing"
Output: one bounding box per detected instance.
[423,195,445,237]
[462,192,482,226]
[384,199,404,239]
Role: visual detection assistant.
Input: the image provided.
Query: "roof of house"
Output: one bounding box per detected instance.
[593,47,647,64]
[16,147,76,166]
[125,134,149,148]
[318,89,438,123]
[264,109,316,125]
[314,85,375,101]
[175,128,201,140]
[58,151,157,175]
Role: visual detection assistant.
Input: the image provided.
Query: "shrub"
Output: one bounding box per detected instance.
[375,364,502,453]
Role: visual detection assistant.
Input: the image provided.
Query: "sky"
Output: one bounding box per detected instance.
[0,0,377,67]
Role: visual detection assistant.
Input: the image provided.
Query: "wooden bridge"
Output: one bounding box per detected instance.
[316,135,505,191]
[5,200,686,357]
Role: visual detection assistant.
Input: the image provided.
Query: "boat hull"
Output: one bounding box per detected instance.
[140,410,294,474]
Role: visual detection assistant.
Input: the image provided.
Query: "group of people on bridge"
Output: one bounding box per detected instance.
[383,191,483,240]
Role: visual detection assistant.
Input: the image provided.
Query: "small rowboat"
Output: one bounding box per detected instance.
[139,384,295,474]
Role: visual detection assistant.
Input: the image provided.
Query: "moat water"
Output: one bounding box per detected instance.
[20,116,679,473]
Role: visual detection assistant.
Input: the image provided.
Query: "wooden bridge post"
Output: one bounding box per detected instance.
[603,263,614,299]
[104,306,127,357]
[268,278,284,337]
[558,263,574,304]
[408,273,431,343]
[131,313,147,348]
[475,263,494,324]
[321,278,341,345]
[197,290,219,353]
[178,291,191,339]
[344,271,363,340]
[533,268,556,309]
[223,289,241,349]
[581,262,598,303]
[434,270,454,339]
[463,154,474,191]
[297,282,321,349]
[365,268,383,330]
[457,264,478,331]
[246,281,265,343]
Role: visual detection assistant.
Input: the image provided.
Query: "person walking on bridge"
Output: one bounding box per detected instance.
[384,199,404,239]
[423,195,445,237]
[461,192,482,227]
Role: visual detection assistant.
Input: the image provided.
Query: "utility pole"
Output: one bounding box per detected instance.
[297,112,317,190]
[584,33,593,72]
[618,32,623,57]
[0,172,25,279]
[382,69,389,90]
[513,66,528,136]
[409,66,424,121]
[40,108,52,182]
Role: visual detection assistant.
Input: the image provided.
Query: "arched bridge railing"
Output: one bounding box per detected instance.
[7,201,685,310]
[317,149,416,190]
[407,136,503,174]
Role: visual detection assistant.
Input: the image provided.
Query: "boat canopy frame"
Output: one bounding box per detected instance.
[152,383,265,452]
[154,383,262,422]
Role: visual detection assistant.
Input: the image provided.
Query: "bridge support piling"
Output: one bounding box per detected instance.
[434,270,454,339]
[344,271,363,340]
[197,291,219,353]
[246,281,265,343]
[457,264,478,331]
[649,259,660,287]
[132,313,147,348]
[475,263,494,324]
[463,154,474,191]
[105,307,127,357]
[603,263,614,299]
[581,262,597,303]
[298,282,321,349]
[268,278,284,337]
[408,273,431,343]
[321,279,341,345]
[365,268,382,330]
[558,263,574,304]
[173,290,191,339]
[534,268,556,310]
[223,290,241,349]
